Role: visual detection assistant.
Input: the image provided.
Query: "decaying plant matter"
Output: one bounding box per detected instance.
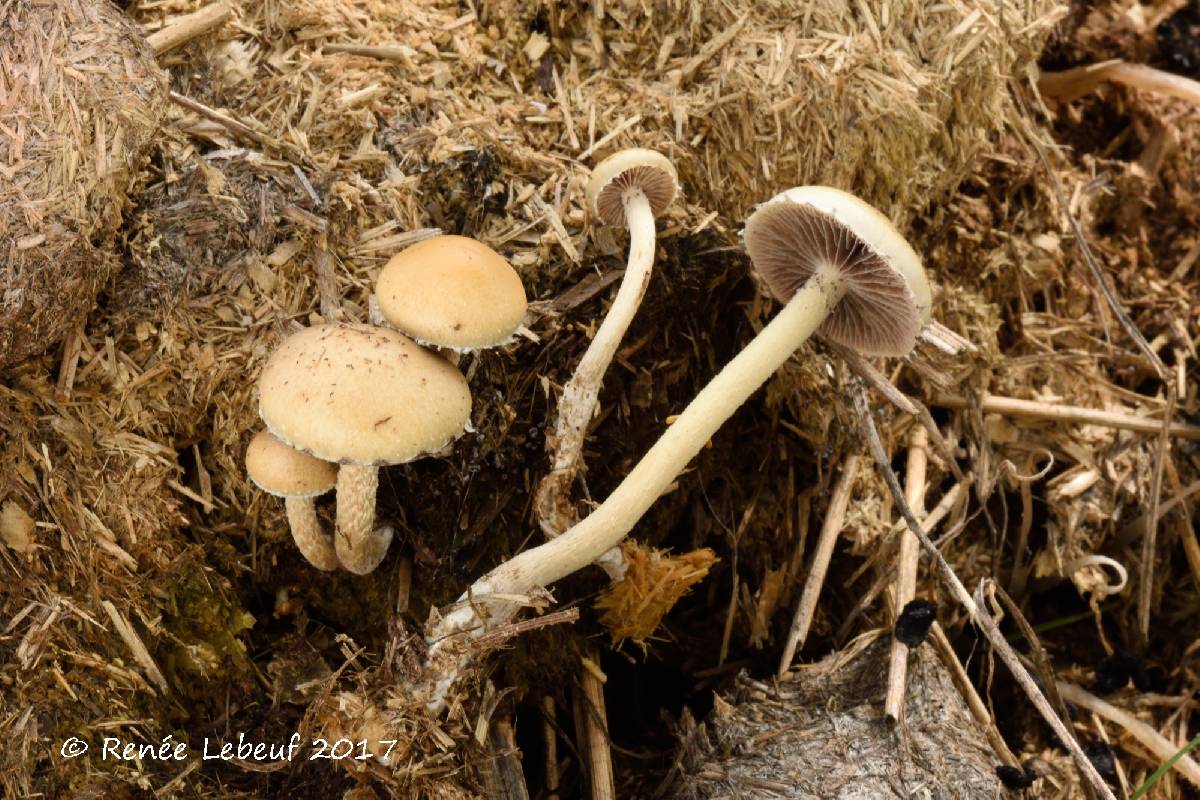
[0,0,168,369]
[7,0,1200,797]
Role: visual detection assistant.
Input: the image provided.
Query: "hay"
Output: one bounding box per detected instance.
[5,0,1200,796]
[487,0,1064,225]
[0,0,167,369]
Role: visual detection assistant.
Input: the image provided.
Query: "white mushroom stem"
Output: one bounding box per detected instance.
[536,189,657,578]
[425,263,848,710]
[284,497,339,571]
[335,464,393,575]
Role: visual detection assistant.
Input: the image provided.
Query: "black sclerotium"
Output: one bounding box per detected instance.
[894,599,937,647]
[995,763,1037,790]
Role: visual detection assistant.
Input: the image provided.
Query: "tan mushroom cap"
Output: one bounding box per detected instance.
[259,324,472,465]
[375,235,527,351]
[245,430,337,499]
[744,186,932,357]
[587,148,679,228]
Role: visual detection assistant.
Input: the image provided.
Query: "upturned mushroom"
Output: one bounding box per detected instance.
[375,234,527,352]
[427,187,931,705]
[258,324,472,574]
[535,148,678,565]
[245,430,338,571]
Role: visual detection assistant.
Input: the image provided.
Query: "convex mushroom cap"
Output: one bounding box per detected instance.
[376,235,527,351]
[259,323,473,465]
[586,148,679,228]
[246,430,336,498]
[744,186,932,356]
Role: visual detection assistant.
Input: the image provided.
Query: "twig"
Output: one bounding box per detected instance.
[485,718,532,800]
[851,378,1117,800]
[933,393,1199,440]
[831,341,963,479]
[834,477,971,642]
[579,652,616,800]
[169,91,272,147]
[324,43,418,69]
[101,601,168,694]
[1058,682,1200,789]
[543,696,561,800]
[145,2,230,55]
[673,14,750,85]
[928,622,1020,768]
[473,607,580,649]
[885,427,928,721]
[777,455,858,677]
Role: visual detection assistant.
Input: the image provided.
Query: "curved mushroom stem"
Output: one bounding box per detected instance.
[535,189,657,577]
[335,463,392,574]
[284,497,339,571]
[425,263,847,710]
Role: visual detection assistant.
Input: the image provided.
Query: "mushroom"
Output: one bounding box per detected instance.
[245,430,339,570]
[535,148,678,559]
[428,187,931,699]
[258,324,472,574]
[375,234,527,353]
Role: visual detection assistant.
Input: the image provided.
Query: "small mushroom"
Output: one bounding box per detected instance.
[258,324,472,574]
[245,430,338,571]
[431,187,931,667]
[375,234,527,352]
[535,148,678,558]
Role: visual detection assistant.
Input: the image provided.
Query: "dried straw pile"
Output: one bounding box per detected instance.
[489,0,1063,225]
[0,0,167,369]
[27,0,1200,796]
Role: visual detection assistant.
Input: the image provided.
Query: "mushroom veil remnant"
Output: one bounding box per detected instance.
[245,431,338,571]
[535,148,678,574]
[427,186,931,708]
[258,324,472,574]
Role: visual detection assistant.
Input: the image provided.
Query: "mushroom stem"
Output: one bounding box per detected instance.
[536,189,657,574]
[335,463,391,574]
[427,264,847,701]
[284,497,339,571]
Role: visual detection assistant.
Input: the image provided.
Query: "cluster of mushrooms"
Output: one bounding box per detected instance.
[246,235,527,574]
[246,147,932,707]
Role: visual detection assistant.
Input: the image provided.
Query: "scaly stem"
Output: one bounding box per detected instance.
[425,265,847,710]
[535,189,657,580]
[284,497,339,571]
[335,464,392,574]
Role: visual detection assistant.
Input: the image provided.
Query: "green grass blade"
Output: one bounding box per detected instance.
[1129,732,1200,800]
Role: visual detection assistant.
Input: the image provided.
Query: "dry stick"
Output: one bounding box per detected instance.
[830,341,963,480]
[472,607,580,650]
[850,379,1117,800]
[1018,104,1176,645]
[933,394,1200,441]
[543,696,561,800]
[1058,682,1200,788]
[486,718,532,800]
[884,426,928,721]
[987,582,1083,789]
[145,2,230,55]
[579,653,616,800]
[169,91,272,148]
[928,622,1020,769]
[777,455,859,677]
[835,480,971,643]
